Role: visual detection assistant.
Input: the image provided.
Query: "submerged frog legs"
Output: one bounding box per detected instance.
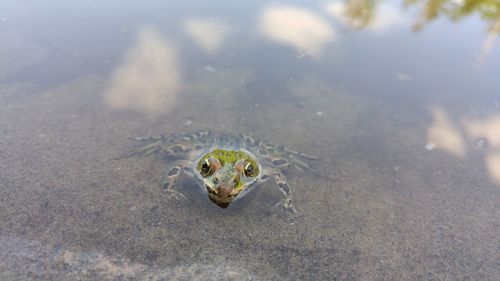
[261,168,297,213]
[161,159,192,200]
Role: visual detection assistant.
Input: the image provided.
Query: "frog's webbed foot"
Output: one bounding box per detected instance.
[162,165,186,200]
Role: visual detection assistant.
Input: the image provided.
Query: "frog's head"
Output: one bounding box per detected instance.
[196,149,260,208]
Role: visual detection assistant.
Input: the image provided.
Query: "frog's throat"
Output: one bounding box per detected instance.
[208,195,231,208]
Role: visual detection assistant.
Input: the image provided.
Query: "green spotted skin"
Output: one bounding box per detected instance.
[123,131,318,212]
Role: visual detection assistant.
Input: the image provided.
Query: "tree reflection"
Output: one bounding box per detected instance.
[405,0,500,33]
[326,1,405,32]
[334,0,500,33]
[336,0,377,29]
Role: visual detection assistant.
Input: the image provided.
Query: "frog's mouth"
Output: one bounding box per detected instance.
[206,186,240,208]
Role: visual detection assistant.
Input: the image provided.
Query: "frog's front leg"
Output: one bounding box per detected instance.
[273,172,297,213]
[263,168,297,213]
[162,160,191,199]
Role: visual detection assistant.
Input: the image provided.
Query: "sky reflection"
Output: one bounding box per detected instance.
[258,5,335,57]
[183,18,233,54]
[103,27,182,116]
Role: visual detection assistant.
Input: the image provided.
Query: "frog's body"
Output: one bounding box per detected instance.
[124,131,318,212]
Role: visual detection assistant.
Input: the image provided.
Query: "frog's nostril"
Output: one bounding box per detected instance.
[207,186,218,195]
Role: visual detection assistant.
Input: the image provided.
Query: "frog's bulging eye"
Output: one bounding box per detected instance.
[200,156,221,178]
[244,162,255,177]
[200,158,212,177]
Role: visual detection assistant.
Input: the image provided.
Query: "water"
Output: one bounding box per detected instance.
[0,0,499,280]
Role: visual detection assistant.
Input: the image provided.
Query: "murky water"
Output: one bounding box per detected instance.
[1,0,499,280]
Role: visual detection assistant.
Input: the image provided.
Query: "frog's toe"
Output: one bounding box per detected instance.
[276,198,298,214]
[161,181,186,199]
[161,181,172,192]
[165,188,186,200]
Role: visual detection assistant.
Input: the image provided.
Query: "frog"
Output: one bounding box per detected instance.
[123,131,318,213]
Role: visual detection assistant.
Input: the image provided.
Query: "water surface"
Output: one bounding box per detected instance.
[1,0,499,280]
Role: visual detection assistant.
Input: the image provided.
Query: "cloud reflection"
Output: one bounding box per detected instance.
[486,153,500,185]
[104,28,182,116]
[464,115,500,148]
[258,5,335,57]
[183,18,233,54]
[426,106,466,157]
[325,1,406,32]
[426,107,500,186]
[463,114,500,184]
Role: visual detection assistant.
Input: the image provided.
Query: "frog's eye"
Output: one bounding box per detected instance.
[200,158,213,177]
[243,161,255,177]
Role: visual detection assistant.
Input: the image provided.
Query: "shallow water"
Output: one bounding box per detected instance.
[1,0,499,280]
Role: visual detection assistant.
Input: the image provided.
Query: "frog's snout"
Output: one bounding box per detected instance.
[216,185,233,198]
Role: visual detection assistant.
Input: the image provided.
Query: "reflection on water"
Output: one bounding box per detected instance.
[479,20,500,62]
[258,5,335,57]
[0,30,49,80]
[464,114,500,184]
[426,106,466,158]
[324,0,500,34]
[406,0,500,60]
[486,153,500,185]
[325,1,407,32]
[1,0,499,280]
[464,114,500,148]
[323,0,498,60]
[405,0,500,32]
[183,18,233,54]
[426,106,500,186]
[103,27,181,116]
